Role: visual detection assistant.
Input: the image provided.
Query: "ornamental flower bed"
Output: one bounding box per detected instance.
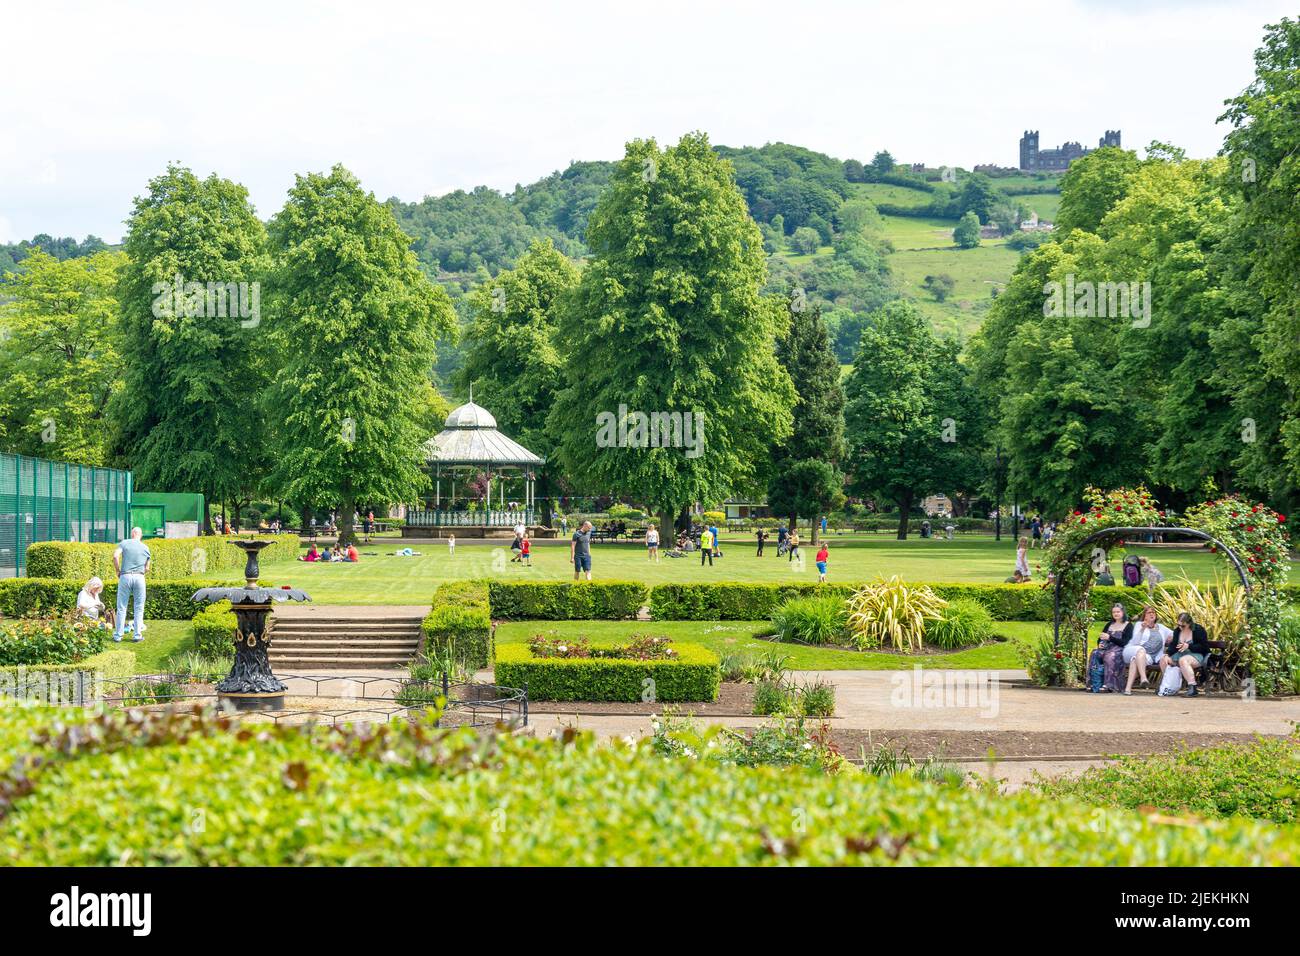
[527,634,677,660]
[494,640,719,702]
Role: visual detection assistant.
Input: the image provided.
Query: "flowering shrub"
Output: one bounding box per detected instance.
[1184,495,1290,695]
[0,614,108,667]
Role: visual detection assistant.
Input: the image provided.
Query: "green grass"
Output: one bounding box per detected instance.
[888,240,1022,340]
[854,182,933,209]
[1017,192,1061,221]
[494,618,1047,670]
[253,535,1255,606]
[125,619,194,672]
[880,215,961,251]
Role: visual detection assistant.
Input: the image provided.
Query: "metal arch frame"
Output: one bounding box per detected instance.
[1051,526,1252,662]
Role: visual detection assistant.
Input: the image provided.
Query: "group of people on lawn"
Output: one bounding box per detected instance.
[1089,603,1211,698]
[300,542,359,562]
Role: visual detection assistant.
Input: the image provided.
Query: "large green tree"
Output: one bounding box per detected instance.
[1218,16,1300,504]
[843,301,970,538]
[265,165,456,545]
[767,301,845,541]
[109,165,270,526]
[0,249,125,464]
[548,133,795,537]
[458,238,579,521]
[1054,146,1141,234]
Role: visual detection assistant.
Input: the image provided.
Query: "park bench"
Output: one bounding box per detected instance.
[1141,640,1232,693]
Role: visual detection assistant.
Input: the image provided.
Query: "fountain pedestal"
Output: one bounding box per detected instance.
[191,539,311,713]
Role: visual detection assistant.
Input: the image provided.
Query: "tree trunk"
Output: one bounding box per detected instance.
[657,506,677,543]
[895,494,912,540]
[338,499,357,546]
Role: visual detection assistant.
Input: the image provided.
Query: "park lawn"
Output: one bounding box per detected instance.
[123,619,194,673]
[493,619,1049,670]
[255,535,1254,605]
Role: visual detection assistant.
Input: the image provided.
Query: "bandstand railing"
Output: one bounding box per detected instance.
[405,508,536,528]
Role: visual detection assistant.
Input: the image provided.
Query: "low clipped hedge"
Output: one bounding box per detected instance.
[647,582,1300,622]
[0,649,136,705]
[422,581,493,669]
[0,578,245,620]
[1,708,1296,865]
[192,601,237,658]
[493,641,720,702]
[25,534,301,580]
[486,581,649,620]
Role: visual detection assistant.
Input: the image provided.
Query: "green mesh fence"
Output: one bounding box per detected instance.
[0,453,132,577]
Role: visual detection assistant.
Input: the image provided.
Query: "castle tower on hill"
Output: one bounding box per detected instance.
[1019,129,1121,171]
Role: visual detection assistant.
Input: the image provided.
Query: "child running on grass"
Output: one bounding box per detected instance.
[816,542,829,583]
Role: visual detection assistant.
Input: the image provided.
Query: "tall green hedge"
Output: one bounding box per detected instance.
[25,535,301,580]
[422,581,493,669]
[0,578,250,620]
[494,642,719,702]
[486,581,649,620]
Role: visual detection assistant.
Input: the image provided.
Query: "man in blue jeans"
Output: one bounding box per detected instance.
[112,527,151,643]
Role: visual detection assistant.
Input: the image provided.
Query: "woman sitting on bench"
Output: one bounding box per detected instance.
[1122,605,1171,695]
[1160,611,1210,698]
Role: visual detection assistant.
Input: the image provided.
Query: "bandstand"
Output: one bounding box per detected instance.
[403,399,546,538]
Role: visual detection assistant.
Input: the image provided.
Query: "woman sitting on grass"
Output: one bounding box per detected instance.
[1160,611,1210,698]
[1122,605,1171,695]
[300,544,320,562]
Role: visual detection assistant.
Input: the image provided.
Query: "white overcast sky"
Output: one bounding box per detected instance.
[0,0,1291,243]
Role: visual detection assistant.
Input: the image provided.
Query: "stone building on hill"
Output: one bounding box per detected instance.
[1019,130,1121,171]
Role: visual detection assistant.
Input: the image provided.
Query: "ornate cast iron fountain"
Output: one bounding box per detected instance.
[191,539,310,712]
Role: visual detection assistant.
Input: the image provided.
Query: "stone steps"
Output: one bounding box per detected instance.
[266,615,423,669]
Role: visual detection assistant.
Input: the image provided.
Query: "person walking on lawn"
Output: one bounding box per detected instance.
[521,532,532,567]
[571,520,593,581]
[756,528,766,557]
[699,525,714,566]
[816,541,829,582]
[112,527,150,643]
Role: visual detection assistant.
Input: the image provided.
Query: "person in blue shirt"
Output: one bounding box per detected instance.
[112,527,151,643]
[708,524,719,558]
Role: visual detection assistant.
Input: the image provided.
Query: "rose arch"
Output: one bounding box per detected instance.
[1044,487,1290,695]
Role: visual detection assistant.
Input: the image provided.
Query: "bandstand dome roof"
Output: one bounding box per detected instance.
[424,401,544,468]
